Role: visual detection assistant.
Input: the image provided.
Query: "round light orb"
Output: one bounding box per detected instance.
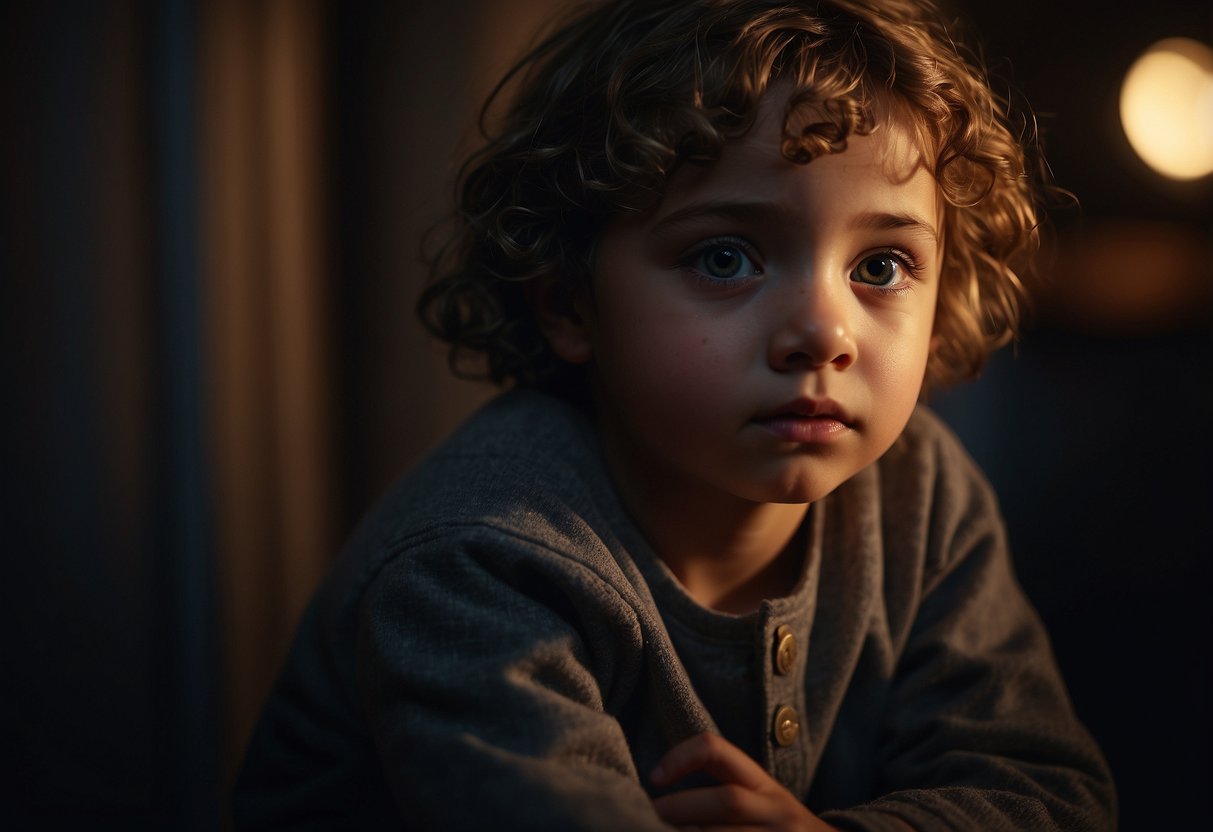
[1119,37,1213,180]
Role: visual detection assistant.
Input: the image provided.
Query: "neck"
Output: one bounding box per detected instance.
[602,437,810,614]
[659,500,808,614]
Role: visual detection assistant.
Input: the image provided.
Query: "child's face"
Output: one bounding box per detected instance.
[578,94,941,508]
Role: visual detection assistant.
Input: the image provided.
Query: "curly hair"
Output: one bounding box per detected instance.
[418,0,1042,391]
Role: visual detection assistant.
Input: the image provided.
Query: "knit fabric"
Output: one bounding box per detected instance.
[233,390,1115,831]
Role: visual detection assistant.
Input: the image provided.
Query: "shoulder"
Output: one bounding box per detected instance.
[830,404,993,511]
[871,403,998,521]
[323,389,649,621]
[890,406,1010,596]
[355,389,607,555]
[823,403,1006,592]
[884,404,984,481]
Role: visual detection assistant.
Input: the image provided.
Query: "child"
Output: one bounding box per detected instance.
[234,0,1116,829]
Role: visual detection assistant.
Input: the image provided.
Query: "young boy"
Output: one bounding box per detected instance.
[234,1,1116,829]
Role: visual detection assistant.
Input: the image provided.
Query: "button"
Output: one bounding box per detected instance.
[772,705,800,747]
[774,625,797,675]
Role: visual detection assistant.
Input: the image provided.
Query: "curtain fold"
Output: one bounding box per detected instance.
[198,0,336,795]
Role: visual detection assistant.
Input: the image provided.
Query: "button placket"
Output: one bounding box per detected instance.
[758,509,821,793]
[768,620,803,751]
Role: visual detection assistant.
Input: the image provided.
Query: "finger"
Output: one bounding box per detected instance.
[650,732,770,790]
[652,783,765,826]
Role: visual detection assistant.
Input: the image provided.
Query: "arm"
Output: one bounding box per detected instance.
[357,525,677,831]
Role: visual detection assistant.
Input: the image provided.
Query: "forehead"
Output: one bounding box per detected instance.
[642,93,942,238]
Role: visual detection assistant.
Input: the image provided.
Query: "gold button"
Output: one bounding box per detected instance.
[772,705,800,747]
[774,625,797,675]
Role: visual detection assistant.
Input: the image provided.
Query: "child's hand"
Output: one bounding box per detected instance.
[649,732,840,831]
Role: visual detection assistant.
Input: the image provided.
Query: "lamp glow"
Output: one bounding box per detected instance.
[1119,38,1213,181]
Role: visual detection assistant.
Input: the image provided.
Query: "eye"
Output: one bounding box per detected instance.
[682,238,761,282]
[850,250,920,288]
[851,254,901,286]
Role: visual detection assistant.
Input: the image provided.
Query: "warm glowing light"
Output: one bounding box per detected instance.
[1119,38,1213,180]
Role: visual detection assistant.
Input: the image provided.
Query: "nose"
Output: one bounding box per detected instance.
[767,279,857,372]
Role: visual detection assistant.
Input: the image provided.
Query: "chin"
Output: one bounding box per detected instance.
[773,486,840,505]
[741,471,847,506]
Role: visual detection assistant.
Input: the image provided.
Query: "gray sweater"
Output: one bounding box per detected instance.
[234,390,1115,830]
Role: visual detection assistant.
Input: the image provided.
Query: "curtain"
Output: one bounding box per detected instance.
[2,0,218,825]
[1,0,563,824]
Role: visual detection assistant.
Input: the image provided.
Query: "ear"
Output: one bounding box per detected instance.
[526,274,594,364]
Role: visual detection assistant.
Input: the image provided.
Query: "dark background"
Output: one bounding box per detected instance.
[2,0,1209,828]
[933,3,1211,828]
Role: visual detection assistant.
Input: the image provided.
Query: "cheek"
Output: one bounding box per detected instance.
[865,314,933,410]
[596,311,745,422]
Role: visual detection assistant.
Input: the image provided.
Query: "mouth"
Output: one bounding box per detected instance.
[752,397,855,443]
[755,397,854,424]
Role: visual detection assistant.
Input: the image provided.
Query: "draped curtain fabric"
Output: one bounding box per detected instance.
[203,0,563,803]
[1,0,562,824]
[2,0,219,825]
[199,0,336,792]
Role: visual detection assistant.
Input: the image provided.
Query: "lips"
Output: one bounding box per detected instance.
[755,397,854,425]
[752,397,855,443]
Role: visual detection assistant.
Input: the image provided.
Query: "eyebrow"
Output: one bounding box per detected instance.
[850,210,939,246]
[650,200,939,247]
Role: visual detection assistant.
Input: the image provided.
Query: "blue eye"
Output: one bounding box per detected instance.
[685,239,760,282]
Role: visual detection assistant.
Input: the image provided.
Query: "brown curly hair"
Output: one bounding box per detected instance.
[419,0,1042,391]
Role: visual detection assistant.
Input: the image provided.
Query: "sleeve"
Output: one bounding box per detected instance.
[820,425,1117,832]
[357,525,678,831]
